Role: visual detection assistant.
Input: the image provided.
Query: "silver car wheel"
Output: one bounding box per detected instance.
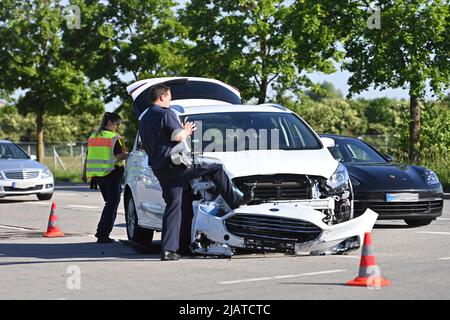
[126,196,137,240]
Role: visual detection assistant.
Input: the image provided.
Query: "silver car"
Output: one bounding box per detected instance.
[0,140,54,200]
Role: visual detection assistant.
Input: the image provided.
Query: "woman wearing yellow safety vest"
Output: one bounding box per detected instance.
[82,112,127,243]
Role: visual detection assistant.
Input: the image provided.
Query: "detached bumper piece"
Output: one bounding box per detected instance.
[190,200,378,257]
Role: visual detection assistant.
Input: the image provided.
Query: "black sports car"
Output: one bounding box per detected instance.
[319,134,444,226]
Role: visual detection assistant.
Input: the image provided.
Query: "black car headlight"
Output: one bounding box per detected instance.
[326,163,350,191]
[424,169,440,185]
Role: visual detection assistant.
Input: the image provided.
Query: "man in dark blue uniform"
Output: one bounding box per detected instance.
[139,84,252,261]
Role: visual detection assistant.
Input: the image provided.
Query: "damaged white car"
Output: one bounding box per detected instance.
[124,77,377,257]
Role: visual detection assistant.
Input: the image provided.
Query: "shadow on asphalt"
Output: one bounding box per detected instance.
[114,223,126,228]
[0,240,162,266]
[280,282,347,287]
[54,183,95,193]
[374,223,415,229]
[0,199,41,204]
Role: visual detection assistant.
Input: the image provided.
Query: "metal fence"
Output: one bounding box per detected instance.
[17,142,87,171]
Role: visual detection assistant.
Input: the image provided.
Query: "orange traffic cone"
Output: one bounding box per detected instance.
[347,232,391,287]
[43,202,64,238]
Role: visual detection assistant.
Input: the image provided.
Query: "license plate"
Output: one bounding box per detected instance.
[386,193,419,202]
[12,181,36,189]
[244,238,295,254]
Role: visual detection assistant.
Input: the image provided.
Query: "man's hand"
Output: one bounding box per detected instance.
[183,121,197,136]
[174,122,197,142]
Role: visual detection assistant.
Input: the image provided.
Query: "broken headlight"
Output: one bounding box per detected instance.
[326,163,349,192]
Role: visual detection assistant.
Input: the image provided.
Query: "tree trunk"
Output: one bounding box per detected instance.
[36,108,44,163]
[258,77,268,104]
[409,94,421,163]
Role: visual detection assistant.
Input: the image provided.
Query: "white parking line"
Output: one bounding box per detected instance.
[437,218,450,221]
[416,231,450,236]
[0,225,34,231]
[67,205,101,210]
[219,269,347,285]
[438,257,450,261]
[27,202,53,206]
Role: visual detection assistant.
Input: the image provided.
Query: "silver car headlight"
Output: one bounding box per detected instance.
[424,169,440,185]
[326,163,350,190]
[41,169,53,178]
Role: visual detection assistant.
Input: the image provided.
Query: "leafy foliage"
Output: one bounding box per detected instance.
[334,0,449,162]
[180,0,341,103]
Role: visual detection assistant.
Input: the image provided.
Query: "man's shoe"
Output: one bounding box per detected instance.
[161,250,180,261]
[96,237,115,244]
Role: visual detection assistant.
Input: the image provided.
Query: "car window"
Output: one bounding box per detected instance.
[330,138,387,163]
[347,144,372,161]
[181,112,322,152]
[328,144,345,162]
[0,143,30,160]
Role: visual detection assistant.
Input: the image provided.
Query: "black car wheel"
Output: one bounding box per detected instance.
[125,193,154,246]
[37,193,53,201]
[404,218,433,227]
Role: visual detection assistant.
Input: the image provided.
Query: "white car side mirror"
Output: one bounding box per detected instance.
[320,137,335,148]
[30,154,37,160]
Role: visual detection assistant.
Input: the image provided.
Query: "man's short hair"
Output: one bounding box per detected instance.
[150,84,171,103]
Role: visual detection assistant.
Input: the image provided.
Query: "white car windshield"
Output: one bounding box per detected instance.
[181,112,322,152]
[0,143,30,160]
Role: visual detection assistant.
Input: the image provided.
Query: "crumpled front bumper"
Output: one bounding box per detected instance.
[190,200,378,257]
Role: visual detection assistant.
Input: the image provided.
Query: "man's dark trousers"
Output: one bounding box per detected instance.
[154,163,241,253]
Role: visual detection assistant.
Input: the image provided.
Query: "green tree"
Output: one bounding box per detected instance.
[338,0,449,163]
[0,0,104,162]
[0,106,36,142]
[357,97,406,135]
[69,0,188,146]
[104,0,188,148]
[280,95,365,136]
[181,0,341,103]
[305,81,343,101]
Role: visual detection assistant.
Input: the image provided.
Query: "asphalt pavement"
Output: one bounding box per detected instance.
[0,183,449,300]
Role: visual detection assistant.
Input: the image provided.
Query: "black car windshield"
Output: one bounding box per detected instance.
[181,112,322,152]
[326,138,387,164]
[0,143,30,160]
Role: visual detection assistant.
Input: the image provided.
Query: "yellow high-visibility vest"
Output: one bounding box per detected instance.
[86,131,126,178]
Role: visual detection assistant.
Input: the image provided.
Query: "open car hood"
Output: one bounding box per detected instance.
[126,77,241,118]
